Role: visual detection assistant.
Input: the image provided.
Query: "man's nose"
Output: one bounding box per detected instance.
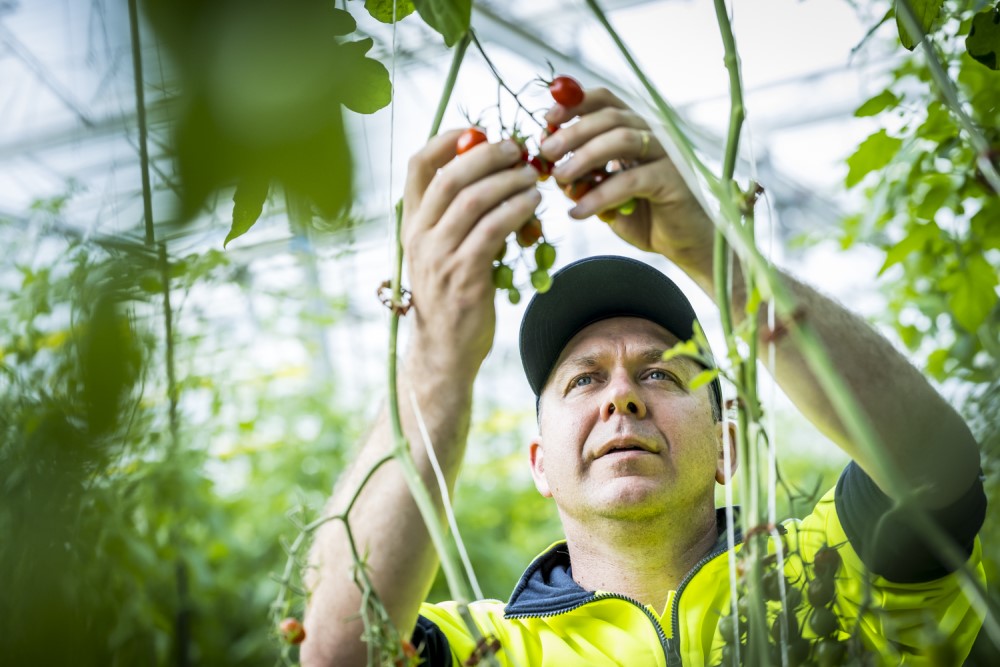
[601,373,647,420]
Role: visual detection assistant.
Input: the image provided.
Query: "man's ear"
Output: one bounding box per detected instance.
[529,437,552,498]
[715,419,739,485]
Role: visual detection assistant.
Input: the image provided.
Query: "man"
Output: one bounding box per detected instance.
[302,88,986,666]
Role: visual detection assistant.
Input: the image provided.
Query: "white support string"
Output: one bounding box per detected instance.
[407,387,485,601]
[387,2,399,273]
[769,525,790,667]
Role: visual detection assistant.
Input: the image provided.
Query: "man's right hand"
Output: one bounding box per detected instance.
[301,132,540,667]
[403,129,541,385]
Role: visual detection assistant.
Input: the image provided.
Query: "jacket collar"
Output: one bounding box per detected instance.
[503,508,742,617]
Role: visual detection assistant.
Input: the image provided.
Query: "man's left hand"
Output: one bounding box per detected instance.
[540,88,715,279]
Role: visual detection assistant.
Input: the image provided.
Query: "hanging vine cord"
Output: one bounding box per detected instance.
[127,0,155,246]
[408,388,485,600]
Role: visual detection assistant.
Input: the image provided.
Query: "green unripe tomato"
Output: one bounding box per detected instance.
[534,242,556,271]
[530,269,553,293]
[809,606,839,637]
[492,264,514,290]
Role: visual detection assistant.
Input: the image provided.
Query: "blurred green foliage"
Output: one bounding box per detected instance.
[842,1,999,662]
[3,0,998,664]
[0,230,359,665]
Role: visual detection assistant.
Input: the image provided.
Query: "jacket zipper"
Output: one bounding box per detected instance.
[507,592,673,666]
[667,536,745,666]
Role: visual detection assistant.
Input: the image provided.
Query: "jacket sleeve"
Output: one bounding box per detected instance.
[833,460,986,583]
[411,614,453,667]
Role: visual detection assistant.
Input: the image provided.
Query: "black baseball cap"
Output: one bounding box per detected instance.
[519,255,722,414]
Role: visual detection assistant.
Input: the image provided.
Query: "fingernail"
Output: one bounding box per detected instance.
[552,162,570,180]
[501,141,520,157]
[568,204,584,218]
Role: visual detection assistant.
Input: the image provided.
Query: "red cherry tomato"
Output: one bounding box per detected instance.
[528,155,552,180]
[549,75,584,107]
[279,617,306,645]
[456,127,488,155]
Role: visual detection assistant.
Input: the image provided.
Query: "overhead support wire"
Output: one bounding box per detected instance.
[0,20,95,127]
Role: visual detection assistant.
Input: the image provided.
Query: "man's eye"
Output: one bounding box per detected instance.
[572,375,593,388]
[648,369,672,382]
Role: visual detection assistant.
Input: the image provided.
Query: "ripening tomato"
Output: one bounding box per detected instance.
[279,617,306,645]
[456,127,488,155]
[394,639,420,667]
[528,155,552,180]
[549,75,584,107]
[517,217,543,247]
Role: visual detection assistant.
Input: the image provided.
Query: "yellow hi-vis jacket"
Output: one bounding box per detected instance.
[414,463,986,666]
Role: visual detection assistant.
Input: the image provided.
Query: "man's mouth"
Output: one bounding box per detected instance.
[595,437,659,459]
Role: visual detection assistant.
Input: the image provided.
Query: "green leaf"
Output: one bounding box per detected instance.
[689,369,720,392]
[330,7,358,35]
[940,255,999,332]
[365,0,416,23]
[226,177,270,248]
[661,339,700,362]
[855,90,901,117]
[914,174,953,220]
[895,0,945,50]
[338,38,393,114]
[878,222,941,275]
[845,129,903,188]
[925,347,950,380]
[966,4,1000,70]
[413,0,471,46]
[971,200,1000,250]
[916,101,956,143]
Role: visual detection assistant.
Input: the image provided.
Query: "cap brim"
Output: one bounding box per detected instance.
[519,255,718,405]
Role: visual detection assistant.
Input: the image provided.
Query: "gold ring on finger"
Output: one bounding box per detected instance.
[638,130,651,161]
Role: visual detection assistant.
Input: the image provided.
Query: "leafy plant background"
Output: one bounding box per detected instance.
[0,0,997,665]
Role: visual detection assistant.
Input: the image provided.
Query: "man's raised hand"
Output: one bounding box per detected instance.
[403,129,542,385]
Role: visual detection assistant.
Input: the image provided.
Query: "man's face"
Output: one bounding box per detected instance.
[530,317,728,523]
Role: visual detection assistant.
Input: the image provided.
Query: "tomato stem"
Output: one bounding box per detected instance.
[470,31,546,133]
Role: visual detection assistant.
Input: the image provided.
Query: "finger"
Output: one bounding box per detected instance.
[415,140,524,233]
[544,87,629,126]
[565,161,664,220]
[461,187,543,265]
[404,129,464,217]
[549,124,666,184]
[432,164,540,253]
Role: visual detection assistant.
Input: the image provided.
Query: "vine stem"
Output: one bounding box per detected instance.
[386,30,474,599]
[384,31,501,666]
[583,0,719,190]
[895,0,1000,194]
[710,2,770,663]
